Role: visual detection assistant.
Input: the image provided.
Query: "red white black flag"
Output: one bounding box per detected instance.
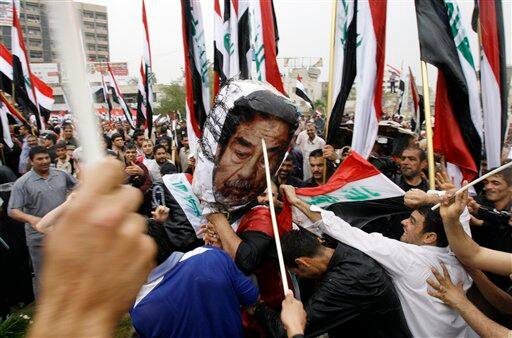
[107,63,136,129]
[478,0,507,169]
[416,0,482,182]
[294,75,313,108]
[137,0,153,135]
[250,0,285,94]
[327,0,386,155]
[12,5,43,129]
[181,0,210,155]
[279,152,408,231]
[214,0,239,95]
[351,1,387,158]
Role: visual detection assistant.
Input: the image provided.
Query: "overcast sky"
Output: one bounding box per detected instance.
[84,0,511,87]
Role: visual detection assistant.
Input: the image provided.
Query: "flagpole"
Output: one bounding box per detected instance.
[262,138,289,294]
[323,0,337,184]
[420,61,435,190]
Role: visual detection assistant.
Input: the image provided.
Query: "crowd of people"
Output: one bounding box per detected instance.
[0,99,511,338]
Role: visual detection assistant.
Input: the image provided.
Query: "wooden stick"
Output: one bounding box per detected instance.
[432,161,512,211]
[46,1,103,164]
[262,138,289,294]
[420,61,435,190]
[323,0,338,185]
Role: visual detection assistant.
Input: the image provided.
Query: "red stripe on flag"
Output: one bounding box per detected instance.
[180,1,201,138]
[479,0,501,86]
[0,93,27,125]
[259,0,285,94]
[142,0,152,67]
[434,72,477,180]
[369,0,387,121]
[0,43,12,66]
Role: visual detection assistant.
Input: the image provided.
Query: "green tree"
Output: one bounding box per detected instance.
[156,82,186,115]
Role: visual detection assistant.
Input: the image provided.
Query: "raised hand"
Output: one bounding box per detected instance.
[427,263,466,309]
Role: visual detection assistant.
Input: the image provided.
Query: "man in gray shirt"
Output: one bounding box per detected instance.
[8,146,76,295]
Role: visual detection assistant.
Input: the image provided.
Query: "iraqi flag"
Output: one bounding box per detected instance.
[106,63,136,129]
[137,0,154,136]
[327,0,357,148]
[0,43,51,123]
[351,0,387,158]
[213,0,239,96]
[0,43,12,94]
[11,5,43,130]
[326,0,387,153]
[478,0,507,169]
[181,0,210,155]
[280,152,409,231]
[160,173,204,250]
[294,75,314,108]
[251,0,285,94]
[415,0,482,182]
[0,90,28,125]
[100,68,112,121]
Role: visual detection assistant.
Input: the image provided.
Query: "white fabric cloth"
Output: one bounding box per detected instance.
[311,206,477,338]
[295,130,325,180]
[143,158,162,184]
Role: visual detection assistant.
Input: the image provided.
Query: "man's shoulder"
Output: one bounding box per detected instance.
[13,171,35,187]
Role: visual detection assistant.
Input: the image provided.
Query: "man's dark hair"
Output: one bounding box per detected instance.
[29,146,50,160]
[44,133,57,145]
[309,148,324,159]
[111,133,123,142]
[282,229,324,268]
[125,142,137,150]
[56,140,67,149]
[487,166,512,186]
[154,144,167,154]
[417,205,448,247]
[402,147,426,162]
[133,130,145,140]
[62,122,73,131]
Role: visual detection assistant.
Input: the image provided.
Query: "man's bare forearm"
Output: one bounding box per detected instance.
[454,297,511,338]
[468,269,512,315]
[442,217,480,265]
[290,199,321,223]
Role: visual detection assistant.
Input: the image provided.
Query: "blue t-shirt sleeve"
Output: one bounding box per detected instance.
[227,254,259,306]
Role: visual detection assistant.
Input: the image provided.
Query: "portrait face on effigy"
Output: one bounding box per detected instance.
[192,81,298,212]
[213,108,290,207]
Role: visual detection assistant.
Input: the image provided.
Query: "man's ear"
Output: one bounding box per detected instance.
[295,257,311,268]
[422,231,437,246]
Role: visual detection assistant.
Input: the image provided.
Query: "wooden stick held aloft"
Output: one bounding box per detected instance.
[262,138,289,294]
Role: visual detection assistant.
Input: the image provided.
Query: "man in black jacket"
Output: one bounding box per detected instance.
[255,229,411,338]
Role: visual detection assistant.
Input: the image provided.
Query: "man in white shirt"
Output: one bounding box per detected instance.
[295,123,325,180]
[280,185,477,338]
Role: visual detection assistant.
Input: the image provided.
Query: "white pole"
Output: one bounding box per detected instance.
[261,139,289,294]
[46,0,103,164]
[432,161,512,211]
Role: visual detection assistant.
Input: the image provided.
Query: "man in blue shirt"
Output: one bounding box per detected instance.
[131,246,259,338]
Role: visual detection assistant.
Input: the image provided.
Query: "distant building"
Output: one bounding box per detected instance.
[0,0,109,63]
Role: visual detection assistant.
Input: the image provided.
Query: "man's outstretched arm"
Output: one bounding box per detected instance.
[439,189,512,277]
